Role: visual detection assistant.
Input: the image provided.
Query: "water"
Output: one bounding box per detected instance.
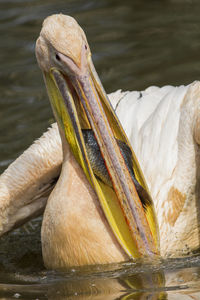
[1,0,200,298]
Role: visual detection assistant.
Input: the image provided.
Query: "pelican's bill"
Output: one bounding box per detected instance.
[43,53,159,258]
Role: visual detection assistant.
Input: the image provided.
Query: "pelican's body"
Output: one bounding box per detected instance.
[112,83,200,257]
[1,82,200,268]
[0,14,200,270]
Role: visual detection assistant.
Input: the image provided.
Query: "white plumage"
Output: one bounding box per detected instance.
[0,81,199,259]
[111,82,200,256]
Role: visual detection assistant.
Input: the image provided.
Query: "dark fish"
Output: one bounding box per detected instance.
[82,129,151,210]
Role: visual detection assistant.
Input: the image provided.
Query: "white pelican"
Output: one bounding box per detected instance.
[0,14,199,270]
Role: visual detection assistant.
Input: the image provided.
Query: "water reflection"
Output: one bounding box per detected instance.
[1,258,200,299]
[1,0,200,298]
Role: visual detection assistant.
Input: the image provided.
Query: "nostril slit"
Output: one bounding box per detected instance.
[55,54,60,61]
[85,44,87,50]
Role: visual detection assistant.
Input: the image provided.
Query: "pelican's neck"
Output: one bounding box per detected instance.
[41,123,128,269]
[57,124,71,163]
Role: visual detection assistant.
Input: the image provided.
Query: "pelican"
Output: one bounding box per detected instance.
[0,14,200,270]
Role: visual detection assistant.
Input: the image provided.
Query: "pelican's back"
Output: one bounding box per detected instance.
[110,82,200,256]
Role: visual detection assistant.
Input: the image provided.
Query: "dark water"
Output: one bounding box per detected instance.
[1,0,200,298]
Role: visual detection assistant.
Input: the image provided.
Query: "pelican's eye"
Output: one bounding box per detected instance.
[55,53,61,61]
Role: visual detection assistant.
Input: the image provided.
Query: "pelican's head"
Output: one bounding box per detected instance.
[36,14,89,74]
[35,14,160,259]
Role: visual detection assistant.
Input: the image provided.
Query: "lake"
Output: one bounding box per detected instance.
[0,0,200,298]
